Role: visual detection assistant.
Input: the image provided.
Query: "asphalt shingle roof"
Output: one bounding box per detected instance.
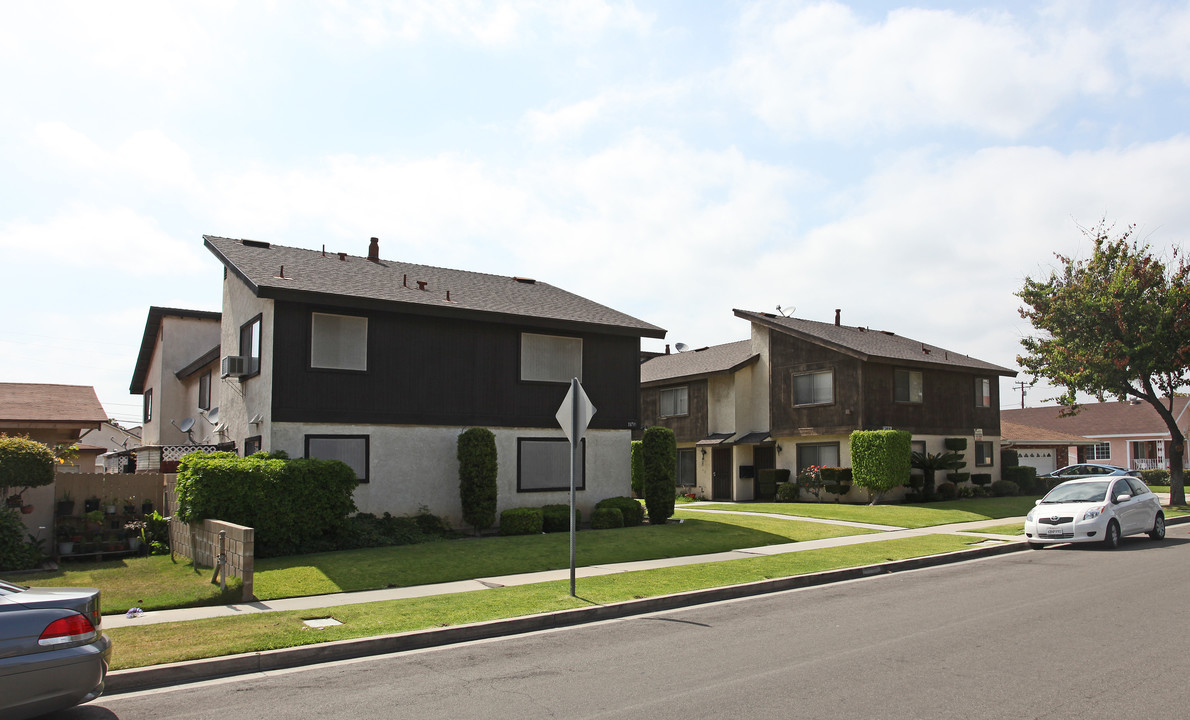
[1002,399,1190,437]
[640,340,757,385]
[204,236,665,338]
[734,309,1016,375]
[0,383,107,425]
[1001,420,1095,446]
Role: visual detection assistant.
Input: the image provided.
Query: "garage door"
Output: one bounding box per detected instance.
[1016,449,1055,475]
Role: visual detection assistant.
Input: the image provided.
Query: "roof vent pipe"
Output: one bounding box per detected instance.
[338,252,347,261]
[367,237,380,263]
[665,344,671,354]
[417,280,428,291]
[835,309,841,326]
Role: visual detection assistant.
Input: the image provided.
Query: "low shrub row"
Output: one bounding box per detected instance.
[496,497,645,536]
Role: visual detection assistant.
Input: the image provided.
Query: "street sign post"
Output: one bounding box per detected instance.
[555,377,596,596]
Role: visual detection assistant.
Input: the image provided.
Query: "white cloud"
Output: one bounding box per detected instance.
[34,123,199,192]
[730,1,1117,140]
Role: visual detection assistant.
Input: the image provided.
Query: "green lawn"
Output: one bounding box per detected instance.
[968,522,1024,536]
[250,511,877,600]
[12,511,875,612]
[692,496,1039,528]
[12,555,242,613]
[105,533,978,670]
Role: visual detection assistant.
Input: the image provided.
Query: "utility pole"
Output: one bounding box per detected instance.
[1012,380,1028,409]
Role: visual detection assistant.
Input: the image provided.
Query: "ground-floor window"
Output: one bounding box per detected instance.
[975,441,994,467]
[1088,442,1111,460]
[305,434,369,482]
[518,438,584,492]
[676,448,696,486]
[243,436,262,456]
[796,442,839,471]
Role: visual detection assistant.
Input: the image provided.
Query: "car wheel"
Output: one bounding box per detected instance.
[1102,520,1121,549]
[1149,513,1166,540]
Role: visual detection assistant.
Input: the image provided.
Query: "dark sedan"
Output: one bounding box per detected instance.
[1041,463,1142,480]
[0,579,112,720]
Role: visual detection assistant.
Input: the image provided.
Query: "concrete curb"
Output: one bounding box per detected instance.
[105,513,1190,695]
[105,539,1027,694]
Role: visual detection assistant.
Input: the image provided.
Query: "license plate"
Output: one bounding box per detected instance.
[1045,527,1068,537]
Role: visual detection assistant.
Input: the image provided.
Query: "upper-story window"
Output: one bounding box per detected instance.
[894,368,923,404]
[521,333,582,383]
[198,371,211,410]
[793,370,833,406]
[143,388,153,423]
[975,377,991,408]
[311,312,368,371]
[239,314,262,377]
[659,387,689,417]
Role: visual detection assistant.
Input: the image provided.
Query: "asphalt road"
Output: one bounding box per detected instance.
[49,524,1190,720]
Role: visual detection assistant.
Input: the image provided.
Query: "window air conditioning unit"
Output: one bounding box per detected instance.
[222,355,249,378]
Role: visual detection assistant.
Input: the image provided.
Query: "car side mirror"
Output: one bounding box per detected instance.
[1034,499,1043,506]
[1113,493,1131,504]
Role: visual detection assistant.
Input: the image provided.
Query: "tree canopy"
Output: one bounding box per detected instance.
[1017,220,1190,505]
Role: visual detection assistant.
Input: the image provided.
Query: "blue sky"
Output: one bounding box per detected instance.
[3,0,1189,426]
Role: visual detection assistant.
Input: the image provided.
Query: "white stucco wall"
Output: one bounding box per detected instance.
[141,314,221,446]
[219,274,274,452]
[270,423,632,527]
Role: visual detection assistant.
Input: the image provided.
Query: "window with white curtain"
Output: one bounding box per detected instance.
[518,438,584,491]
[520,333,582,383]
[311,312,368,371]
[305,435,369,483]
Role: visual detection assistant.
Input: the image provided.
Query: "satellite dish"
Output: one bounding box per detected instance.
[206,407,220,425]
[674,342,689,352]
[214,422,227,434]
[179,417,195,433]
[776,304,796,317]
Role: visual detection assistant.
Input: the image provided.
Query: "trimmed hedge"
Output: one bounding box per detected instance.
[499,507,543,536]
[642,427,676,524]
[850,430,911,502]
[0,507,35,571]
[458,428,498,534]
[1000,448,1019,468]
[971,473,992,486]
[776,482,800,502]
[0,435,55,492]
[541,504,581,533]
[936,482,957,500]
[590,507,624,529]
[1002,465,1038,494]
[991,480,1020,497]
[596,496,644,527]
[1141,468,1171,486]
[175,451,358,557]
[757,468,790,500]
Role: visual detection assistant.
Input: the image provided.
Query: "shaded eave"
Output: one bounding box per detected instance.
[176,345,221,380]
[130,306,222,394]
[205,237,666,340]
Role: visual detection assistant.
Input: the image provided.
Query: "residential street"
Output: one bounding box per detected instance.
[53,523,1190,720]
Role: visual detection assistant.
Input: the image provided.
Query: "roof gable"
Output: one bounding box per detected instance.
[130,306,222,394]
[735,309,1016,376]
[204,236,665,339]
[1002,399,1190,438]
[0,383,106,426]
[641,340,758,385]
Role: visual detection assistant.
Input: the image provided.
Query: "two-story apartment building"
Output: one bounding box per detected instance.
[641,309,1016,501]
[132,235,665,525]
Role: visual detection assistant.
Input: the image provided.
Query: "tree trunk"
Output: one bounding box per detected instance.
[1139,393,1187,506]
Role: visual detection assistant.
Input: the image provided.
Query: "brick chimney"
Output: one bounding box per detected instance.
[367,237,380,263]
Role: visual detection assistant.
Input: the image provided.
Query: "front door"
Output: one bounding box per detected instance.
[712,447,733,501]
[753,446,776,499]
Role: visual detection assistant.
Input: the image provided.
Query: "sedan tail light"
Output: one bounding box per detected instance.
[38,613,98,647]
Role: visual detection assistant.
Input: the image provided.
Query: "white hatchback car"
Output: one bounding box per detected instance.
[1024,476,1165,549]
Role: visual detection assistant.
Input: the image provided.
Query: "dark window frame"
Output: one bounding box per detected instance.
[198,370,211,411]
[304,434,370,483]
[517,437,585,492]
[894,368,924,404]
[243,435,262,456]
[676,448,697,487]
[143,388,153,423]
[239,313,263,380]
[796,442,840,472]
[659,386,689,418]
[518,331,584,385]
[792,369,834,407]
[975,441,994,467]
[309,310,369,374]
[975,377,991,408]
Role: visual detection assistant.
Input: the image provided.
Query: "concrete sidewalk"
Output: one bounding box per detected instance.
[102,512,1026,629]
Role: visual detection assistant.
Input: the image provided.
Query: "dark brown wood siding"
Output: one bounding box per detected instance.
[862,363,1002,436]
[768,333,862,436]
[640,379,708,443]
[271,302,641,429]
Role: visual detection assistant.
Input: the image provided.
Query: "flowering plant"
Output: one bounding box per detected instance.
[797,465,825,501]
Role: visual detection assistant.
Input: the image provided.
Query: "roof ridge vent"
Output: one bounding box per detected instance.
[513,276,536,284]
[242,239,270,249]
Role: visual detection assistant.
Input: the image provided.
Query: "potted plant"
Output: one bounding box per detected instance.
[125,519,146,552]
[123,497,137,515]
[5,492,22,509]
[141,498,154,515]
[56,491,75,516]
[84,495,100,513]
[57,523,76,555]
[103,498,117,514]
[20,503,33,514]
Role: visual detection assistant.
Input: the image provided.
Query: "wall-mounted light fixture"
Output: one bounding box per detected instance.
[776,444,783,453]
[701,448,707,458]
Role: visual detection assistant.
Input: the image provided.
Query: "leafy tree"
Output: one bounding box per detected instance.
[642,426,676,524]
[850,430,911,504]
[0,435,55,500]
[1017,221,1190,505]
[457,428,498,534]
